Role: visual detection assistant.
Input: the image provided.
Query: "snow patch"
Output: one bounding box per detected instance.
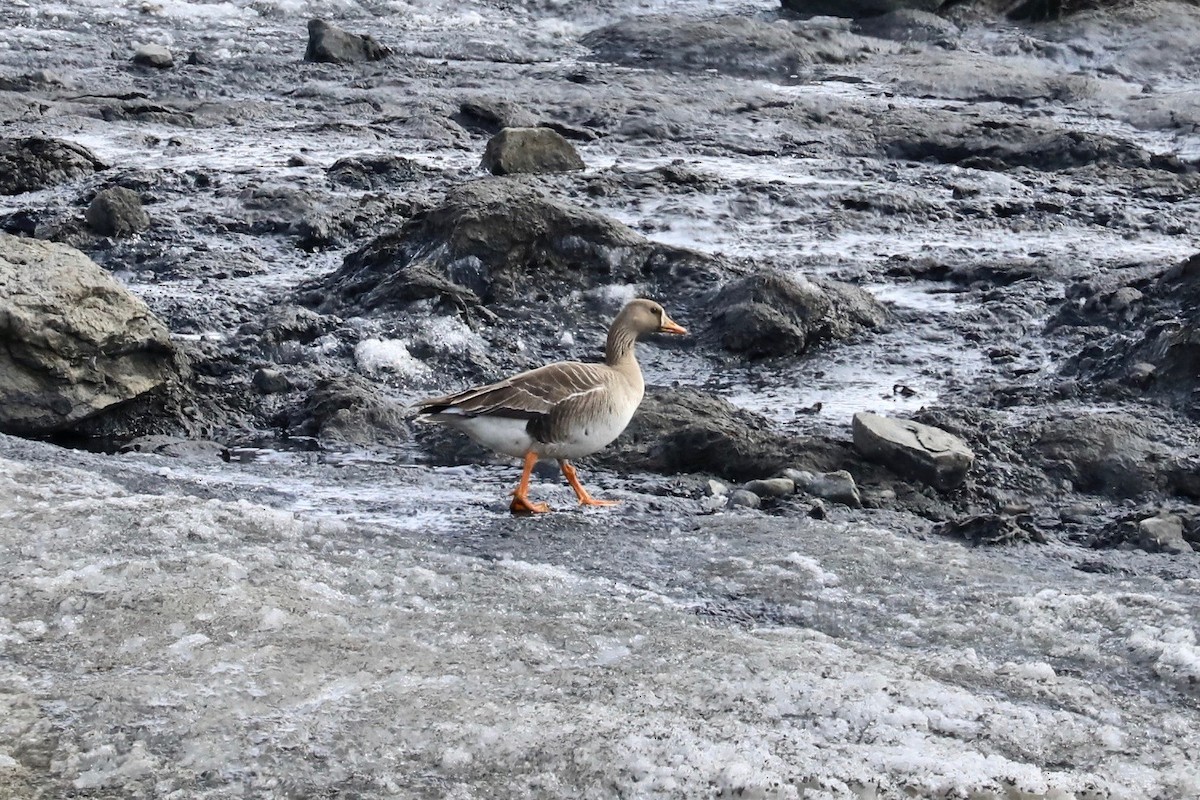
[355,338,429,377]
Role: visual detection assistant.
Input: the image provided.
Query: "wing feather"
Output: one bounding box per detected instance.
[414,362,613,430]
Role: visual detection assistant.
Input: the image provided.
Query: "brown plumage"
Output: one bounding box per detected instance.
[414,299,687,513]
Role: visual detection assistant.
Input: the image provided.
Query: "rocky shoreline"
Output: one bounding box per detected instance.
[2,0,1200,555]
[3,0,1200,796]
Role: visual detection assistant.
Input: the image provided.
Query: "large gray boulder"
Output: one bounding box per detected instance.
[312,179,721,315]
[0,137,106,196]
[481,127,585,175]
[305,19,391,64]
[708,271,886,359]
[0,234,181,435]
[852,411,975,490]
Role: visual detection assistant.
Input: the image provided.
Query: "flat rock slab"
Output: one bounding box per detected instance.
[0,234,180,435]
[852,411,974,490]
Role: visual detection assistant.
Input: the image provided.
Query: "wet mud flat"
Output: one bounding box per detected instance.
[2,0,1200,797]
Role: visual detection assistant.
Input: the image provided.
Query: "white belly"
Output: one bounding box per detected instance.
[536,403,637,460]
[435,404,637,461]
[444,415,536,459]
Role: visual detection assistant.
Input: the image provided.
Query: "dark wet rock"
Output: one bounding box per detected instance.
[728,489,761,509]
[598,388,807,483]
[782,0,944,17]
[118,435,226,461]
[786,468,863,507]
[883,119,1193,173]
[252,368,290,395]
[936,514,1046,545]
[1060,253,1200,418]
[0,70,72,92]
[480,127,585,175]
[132,44,173,69]
[852,412,975,490]
[280,377,410,446]
[744,477,796,498]
[1138,512,1192,554]
[305,19,391,64]
[312,179,721,317]
[1033,412,1176,498]
[582,15,877,79]
[453,99,538,135]
[0,137,106,195]
[708,271,886,359]
[853,9,961,41]
[85,187,150,237]
[241,306,341,362]
[327,154,421,189]
[0,234,182,435]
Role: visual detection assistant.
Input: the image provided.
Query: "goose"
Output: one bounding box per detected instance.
[414,298,687,513]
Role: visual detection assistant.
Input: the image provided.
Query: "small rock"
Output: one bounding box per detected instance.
[852,411,974,490]
[785,468,862,507]
[85,187,150,237]
[132,44,174,69]
[1060,502,1096,524]
[700,493,728,513]
[1138,513,1192,554]
[119,436,226,462]
[743,477,795,498]
[728,489,761,509]
[253,368,290,394]
[481,127,586,175]
[1126,361,1157,388]
[936,514,1046,546]
[808,499,828,519]
[853,9,959,42]
[305,18,391,64]
[705,479,728,497]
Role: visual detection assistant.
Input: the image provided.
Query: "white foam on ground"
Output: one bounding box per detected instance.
[2,451,1200,798]
[354,338,428,377]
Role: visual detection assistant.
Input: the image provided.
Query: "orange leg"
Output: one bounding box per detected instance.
[510,451,550,514]
[559,460,619,507]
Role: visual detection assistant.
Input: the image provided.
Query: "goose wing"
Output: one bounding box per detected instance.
[415,361,613,424]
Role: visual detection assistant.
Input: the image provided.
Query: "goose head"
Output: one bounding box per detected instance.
[615,298,688,337]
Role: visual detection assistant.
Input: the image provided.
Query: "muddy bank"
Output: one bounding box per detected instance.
[2,0,1200,793]
[1,0,1199,544]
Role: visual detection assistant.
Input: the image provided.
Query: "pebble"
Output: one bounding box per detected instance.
[785,468,862,507]
[728,489,761,509]
[705,479,728,497]
[743,478,795,498]
[253,368,290,394]
[132,44,174,69]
